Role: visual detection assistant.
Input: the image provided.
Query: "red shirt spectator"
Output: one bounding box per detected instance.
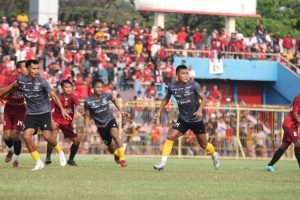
[282,34,293,50]
[76,82,89,99]
[225,124,234,143]
[219,29,229,48]
[177,30,187,44]
[192,29,203,46]
[210,85,222,102]
[145,82,157,97]
[163,64,174,78]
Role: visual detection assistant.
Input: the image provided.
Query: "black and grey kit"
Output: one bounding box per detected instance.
[167,80,205,134]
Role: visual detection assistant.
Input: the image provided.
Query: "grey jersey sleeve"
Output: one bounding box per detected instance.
[41,77,53,93]
[17,76,21,84]
[84,100,89,111]
[106,93,113,101]
[166,84,172,96]
[194,81,201,94]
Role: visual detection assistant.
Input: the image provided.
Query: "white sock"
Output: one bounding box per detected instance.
[14,155,20,161]
[37,159,43,163]
[9,147,14,152]
[161,156,168,164]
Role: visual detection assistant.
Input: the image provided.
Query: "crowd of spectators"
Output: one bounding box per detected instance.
[0,14,296,157]
[1,14,300,100]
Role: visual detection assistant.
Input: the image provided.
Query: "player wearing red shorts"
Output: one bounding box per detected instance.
[45,79,84,166]
[266,94,300,172]
[0,61,27,167]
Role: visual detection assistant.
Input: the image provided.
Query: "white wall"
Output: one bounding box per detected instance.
[135,0,257,17]
[29,0,58,25]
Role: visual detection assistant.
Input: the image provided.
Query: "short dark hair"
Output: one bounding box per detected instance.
[176,65,188,74]
[60,79,73,87]
[16,60,26,69]
[92,79,104,88]
[25,59,39,68]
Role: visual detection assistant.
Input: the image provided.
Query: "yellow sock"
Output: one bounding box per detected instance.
[31,151,40,161]
[53,144,62,153]
[162,139,174,156]
[205,143,215,156]
[114,149,119,156]
[116,147,125,161]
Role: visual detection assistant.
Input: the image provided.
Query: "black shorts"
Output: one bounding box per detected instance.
[24,112,52,133]
[97,119,118,146]
[172,117,205,135]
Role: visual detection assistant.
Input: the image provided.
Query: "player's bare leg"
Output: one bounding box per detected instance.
[293,140,300,169]
[266,142,290,172]
[196,134,220,170]
[3,130,14,163]
[11,129,21,167]
[106,140,120,164]
[42,130,66,167]
[154,129,182,171]
[23,129,44,170]
[110,127,127,167]
[45,130,59,165]
[67,137,80,166]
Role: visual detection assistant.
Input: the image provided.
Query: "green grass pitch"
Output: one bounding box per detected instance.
[0,155,299,200]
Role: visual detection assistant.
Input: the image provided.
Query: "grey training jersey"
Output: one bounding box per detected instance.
[17,75,53,115]
[167,80,202,122]
[84,93,115,128]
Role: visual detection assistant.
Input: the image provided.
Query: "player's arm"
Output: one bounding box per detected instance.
[83,100,93,133]
[75,105,85,117]
[293,112,300,125]
[49,91,72,120]
[194,91,207,118]
[111,96,131,118]
[84,110,91,126]
[153,92,171,124]
[49,99,58,129]
[0,81,17,97]
[292,96,300,125]
[83,110,92,134]
[74,96,85,117]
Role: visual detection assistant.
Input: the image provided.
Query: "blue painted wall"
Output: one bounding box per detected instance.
[264,84,290,105]
[270,63,300,103]
[174,57,278,81]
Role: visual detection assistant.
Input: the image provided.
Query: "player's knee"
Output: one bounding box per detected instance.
[73,139,80,146]
[3,131,12,139]
[280,143,289,151]
[42,133,51,141]
[3,134,10,140]
[12,134,20,141]
[199,141,207,149]
[111,134,120,142]
[23,133,31,141]
[166,136,175,141]
[294,140,300,147]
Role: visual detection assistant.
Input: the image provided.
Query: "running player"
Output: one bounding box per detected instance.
[153,65,220,171]
[84,79,130,167]
[0,61,27,167]
[45,79,84,166]
[17,59,71,170]
[266,94,300,172]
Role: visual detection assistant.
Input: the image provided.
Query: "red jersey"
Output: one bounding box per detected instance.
[283,95,300,128]
[2,77,25,104]
[51,93,80,125]
[210,89,222,101]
